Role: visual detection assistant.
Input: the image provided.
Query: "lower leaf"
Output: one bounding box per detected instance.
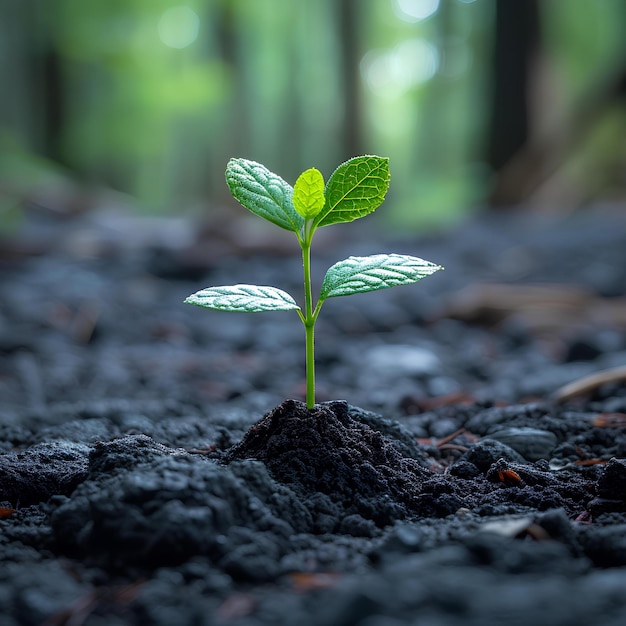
[185,285,300,313]
[320,254,443,300]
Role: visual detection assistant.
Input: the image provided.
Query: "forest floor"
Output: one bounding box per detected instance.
[1,206,626,626]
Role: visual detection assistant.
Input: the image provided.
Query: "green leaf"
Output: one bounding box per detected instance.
[319,254,443,301]
[185,285,300,313]
[314,155,390,228]
[293,167,325,219]
[225,158,304,233]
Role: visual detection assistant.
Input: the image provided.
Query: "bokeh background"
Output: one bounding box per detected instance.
[1,0,625,236]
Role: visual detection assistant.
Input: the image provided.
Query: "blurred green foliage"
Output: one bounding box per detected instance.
[0,0,624,232]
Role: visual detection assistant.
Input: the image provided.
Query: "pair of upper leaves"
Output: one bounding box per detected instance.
[185,156,442,314]
[225,155,391,233]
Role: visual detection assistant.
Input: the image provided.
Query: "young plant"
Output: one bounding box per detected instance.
[185,156,443,409]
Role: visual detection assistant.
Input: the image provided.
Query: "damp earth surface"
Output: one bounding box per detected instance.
[1,208,626,625]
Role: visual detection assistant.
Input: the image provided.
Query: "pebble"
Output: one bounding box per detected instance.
[365,344,440,377]
[485,427,557,462]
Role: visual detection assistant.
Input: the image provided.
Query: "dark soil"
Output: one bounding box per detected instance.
[1,207,626,625]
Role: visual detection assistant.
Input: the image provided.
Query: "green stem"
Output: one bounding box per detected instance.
[305,318,315,409]
[301,228,316,409]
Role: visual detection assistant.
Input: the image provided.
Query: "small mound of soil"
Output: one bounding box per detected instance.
[225,400,433,527]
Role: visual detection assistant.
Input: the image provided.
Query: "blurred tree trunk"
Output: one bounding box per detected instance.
[41,45,64,164]
[212,0,246,200]
[337,0,362,157]
[418,0,453,172]
[487,0,541,207]
[1,0,63,160]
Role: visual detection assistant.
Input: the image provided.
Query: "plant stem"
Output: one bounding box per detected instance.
[305,318,315,409]
[301,230,316,409]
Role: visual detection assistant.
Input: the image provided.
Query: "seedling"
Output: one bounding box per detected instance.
[185,156,442,408]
